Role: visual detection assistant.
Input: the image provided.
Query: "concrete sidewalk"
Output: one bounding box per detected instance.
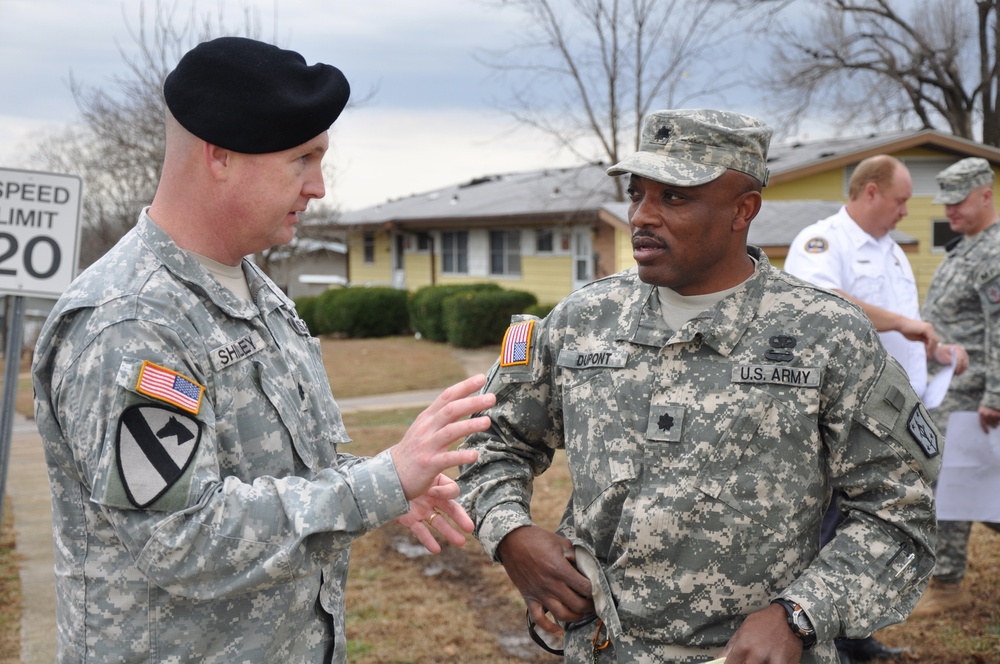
[7,412,56,664]
[7,347,497,662]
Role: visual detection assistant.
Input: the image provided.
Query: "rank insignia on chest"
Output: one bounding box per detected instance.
[500,320,535,367]
[135,360,205,414]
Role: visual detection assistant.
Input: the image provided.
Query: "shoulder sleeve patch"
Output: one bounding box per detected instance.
[804,237,829,253]
[116,404,202,509]
[907,404,939,458]
[135,360,205,414]
[980,275,1000,312]
[500,320,536,367]
[858,358,942,465]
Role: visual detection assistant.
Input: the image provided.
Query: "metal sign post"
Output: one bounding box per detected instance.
[0,167,83,519]
[1,295,25,518]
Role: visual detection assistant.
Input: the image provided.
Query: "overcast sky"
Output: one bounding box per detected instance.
[0,0,804,212]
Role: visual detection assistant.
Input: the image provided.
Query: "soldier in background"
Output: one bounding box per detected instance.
[458,109,940,664]
[911,157,1000,618]
[32,37,493,663]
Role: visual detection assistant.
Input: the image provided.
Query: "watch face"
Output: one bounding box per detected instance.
[793,608,814,634]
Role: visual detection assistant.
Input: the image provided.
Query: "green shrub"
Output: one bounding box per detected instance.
[442,289,538,348]
[525,302,556,319]
[294,295,322,335]
[408,283,501,342]
[315,287,410,338]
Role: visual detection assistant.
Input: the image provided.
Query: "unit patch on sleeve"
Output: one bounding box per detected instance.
[907,404,939,458]
[982,275,1000,312]
[135,361,205,414]
[116,404,202,509]
[804,237,828,253]
[500,320,535,367]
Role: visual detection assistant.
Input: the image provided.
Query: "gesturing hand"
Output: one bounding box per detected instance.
[389,373,495,500]
[396,474,475,554]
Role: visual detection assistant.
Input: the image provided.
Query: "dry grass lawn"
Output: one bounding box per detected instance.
[322,336,470,399]
[3,338,1000,661]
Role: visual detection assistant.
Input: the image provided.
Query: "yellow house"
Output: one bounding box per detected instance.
[327,129,1000,304]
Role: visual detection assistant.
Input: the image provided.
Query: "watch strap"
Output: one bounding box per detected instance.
[772,598,817,649]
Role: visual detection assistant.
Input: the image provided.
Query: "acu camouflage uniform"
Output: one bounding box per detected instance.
[458,249,940,664]
[32,213,409,663]
[922,189,1000,582]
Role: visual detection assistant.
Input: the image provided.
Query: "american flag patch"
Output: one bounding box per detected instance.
[500,320,535,367]
[135,361,204,415]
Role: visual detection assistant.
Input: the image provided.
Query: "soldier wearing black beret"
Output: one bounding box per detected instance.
[33,36,493,663]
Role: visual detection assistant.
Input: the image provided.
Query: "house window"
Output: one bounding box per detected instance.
[442,231,468,274]
[931,218,961,252]
[363,232,375,264]
[536,228,554,252]
[490,230,521,276]
[416,233,432,251]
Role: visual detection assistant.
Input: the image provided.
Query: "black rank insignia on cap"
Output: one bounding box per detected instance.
[116,404,202,508]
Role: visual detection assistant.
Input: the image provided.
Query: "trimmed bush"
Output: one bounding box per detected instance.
[442,288,538,348]
[525,302,556,319]
[408,283,501,342]
[294,295,322,335]
[314,286,410,338]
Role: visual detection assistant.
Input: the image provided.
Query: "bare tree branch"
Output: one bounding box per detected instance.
[478,0,762,200]
[757,0,997,145]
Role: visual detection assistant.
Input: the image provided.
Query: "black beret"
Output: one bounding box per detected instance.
[163,36,350,154]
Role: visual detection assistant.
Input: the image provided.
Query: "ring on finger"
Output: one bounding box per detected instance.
[427,512,439,526]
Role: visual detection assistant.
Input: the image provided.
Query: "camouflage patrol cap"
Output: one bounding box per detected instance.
[607,109,772,187]
[933,157,995,204]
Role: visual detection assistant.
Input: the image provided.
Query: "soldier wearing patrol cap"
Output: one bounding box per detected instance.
[32,36,493,663]
[458,109,940,664]
[912,157,1000,619]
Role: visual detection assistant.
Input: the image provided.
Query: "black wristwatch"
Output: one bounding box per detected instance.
[772,598,817,649]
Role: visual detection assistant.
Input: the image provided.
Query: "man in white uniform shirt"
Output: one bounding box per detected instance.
[784,154,967,664]
[785,155,966,394]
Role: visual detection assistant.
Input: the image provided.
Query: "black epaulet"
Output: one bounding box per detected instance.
[944,236,962,253]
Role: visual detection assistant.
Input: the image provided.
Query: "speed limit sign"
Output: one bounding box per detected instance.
[0,167,82,298]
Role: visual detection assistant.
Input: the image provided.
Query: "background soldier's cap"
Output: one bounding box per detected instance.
[163,36,350,154]
[607,109,772,187]
[933,157,995,204]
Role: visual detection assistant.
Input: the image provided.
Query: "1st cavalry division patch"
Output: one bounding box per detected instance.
[116,404,202,508]
[500,320,535,367]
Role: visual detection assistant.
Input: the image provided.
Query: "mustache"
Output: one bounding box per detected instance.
[631,229,666,249]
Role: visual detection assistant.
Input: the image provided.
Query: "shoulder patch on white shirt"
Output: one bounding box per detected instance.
[804,237,829,253]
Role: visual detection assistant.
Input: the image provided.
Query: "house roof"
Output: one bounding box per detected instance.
[268,238,347,260]
[328,128,1000,233]
[334,164,619,226]
[765,129,1000,186]
[600,200,917,249]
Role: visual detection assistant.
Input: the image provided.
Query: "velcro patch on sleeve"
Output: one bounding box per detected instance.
[135,360,205,414]
[500,320,535,367]
[981,276,1000,312]
[907,404,940,458]
[116,404,202,509]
